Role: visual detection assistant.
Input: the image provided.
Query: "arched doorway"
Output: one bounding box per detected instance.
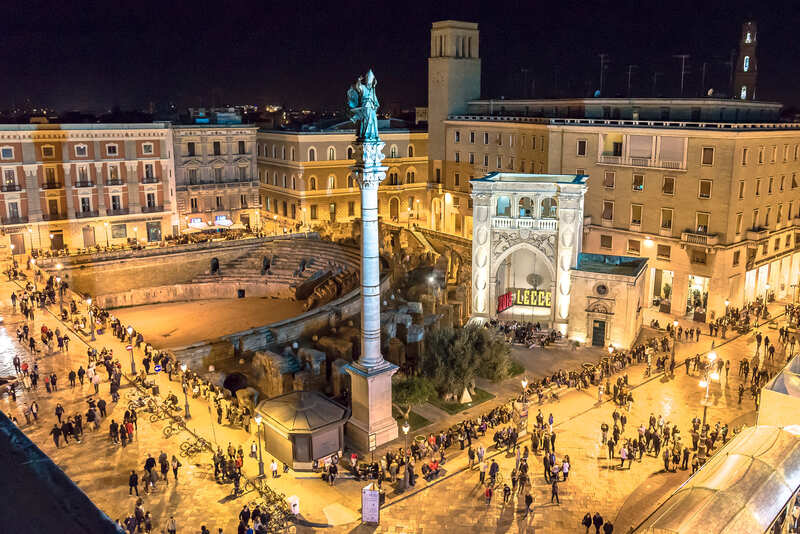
[389,197,399,222]
[493,245,555,324]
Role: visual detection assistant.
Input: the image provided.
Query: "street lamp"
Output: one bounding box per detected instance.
[87,297,95,341]
[103,222,110,248]
[26,227,33,254]
[254,414,265,477]
[521,377,528,401]
[127,325,135,375]
[180,363,191,420]
[699,353,720,430]
[764,283,771,305]
[402,420,410,450]
[407,207,412,229]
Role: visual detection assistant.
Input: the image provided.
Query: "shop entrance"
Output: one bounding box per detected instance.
[592,320,606,347]
[651,268,674,313]
[687,275,710,322]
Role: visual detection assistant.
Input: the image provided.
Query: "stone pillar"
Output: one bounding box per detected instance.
[345,139,398,451]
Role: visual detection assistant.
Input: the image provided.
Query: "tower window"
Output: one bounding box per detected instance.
[743,56,750,72]
[745,32,752,44]
[740,86,747,100]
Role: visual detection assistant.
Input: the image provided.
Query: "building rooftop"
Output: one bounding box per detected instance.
[259,118,426,135]
[472,172,588,184]
[0,122,171,131]
[575,253,647,277]
[255,391,349,433]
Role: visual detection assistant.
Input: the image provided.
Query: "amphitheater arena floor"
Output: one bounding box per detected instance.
[110,297,306,349]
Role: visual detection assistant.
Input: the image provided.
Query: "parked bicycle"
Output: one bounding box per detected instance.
[179,436,211,457]
[162,420,185,439]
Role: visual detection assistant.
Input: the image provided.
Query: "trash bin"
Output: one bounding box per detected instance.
[287,495,300,515]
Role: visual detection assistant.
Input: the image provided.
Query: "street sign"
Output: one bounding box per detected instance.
[126,345,132,351]
[153,365,162,372]
[368,432,377,452]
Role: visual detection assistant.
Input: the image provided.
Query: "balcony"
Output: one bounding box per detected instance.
[74,181,94,189]
[75,210,99,219]
[681,231,719,246]
[746,227,769,240]
[1,215,28,225]
[659,226,673,237]
[141,205,164,213]
[42,212,67,221]
[41,181,63,190]
[106,178,124,186]
[598,154,686,171]
[106,208,129,216]
[491,217,558,231]
[141,176,160,184]
[1,183,22,192]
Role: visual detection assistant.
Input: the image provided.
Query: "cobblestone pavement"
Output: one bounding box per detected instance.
[0,271,791,533]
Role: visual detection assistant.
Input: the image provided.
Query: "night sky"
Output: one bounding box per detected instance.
[4,0,800,113]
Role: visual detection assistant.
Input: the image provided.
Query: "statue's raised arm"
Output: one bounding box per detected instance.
[346,69,380,142]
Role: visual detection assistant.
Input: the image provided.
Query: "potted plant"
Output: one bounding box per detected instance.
[659,283,672,313]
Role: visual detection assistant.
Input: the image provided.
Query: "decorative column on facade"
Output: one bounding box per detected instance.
[23,165,42,219]
[554,191,585,334]
[344,70,398,450]
[63,167,75,216]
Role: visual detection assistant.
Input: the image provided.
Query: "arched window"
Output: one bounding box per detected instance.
[740,86,747,99]
[290,148,295,161]
[309,177,316,190]
[281,146,286,160]
[328,147,336,160]
[406,170,415,184]
[308,147,316,161]
[389,145,398,158]
[291,176,296,190]
[743,56,750,72]
[389,172,399,186]
[272,145,276,158]
[282,174,287,188]
[347,174,355,188]
[518,197,534,217]
[273,172,277,186]
[496,196,511,217]
[408,144,414,157]
[347,146,354,159]
[541,197,558,219]
[327,175,335,190]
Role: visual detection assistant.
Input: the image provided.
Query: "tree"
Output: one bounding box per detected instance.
[392,376,435,420]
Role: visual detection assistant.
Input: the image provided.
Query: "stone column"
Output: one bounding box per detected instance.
[345,139,398,451]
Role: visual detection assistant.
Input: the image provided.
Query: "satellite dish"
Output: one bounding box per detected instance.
[593,90,601,98]
[707,88,714,96]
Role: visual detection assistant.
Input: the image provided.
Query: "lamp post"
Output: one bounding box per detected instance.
[103,222,110,248]
[87,297,95,341]
[254,414,265,477]
[127,325,136,375]
[26,227,33,255]
[8,243,14,260]
[521,377,528,401]
[48,233,54,252]
[670,320,678,369]
[56,263,64,310]
[699,351,719,430]
[180,363,191,420]
[402,420,410,451]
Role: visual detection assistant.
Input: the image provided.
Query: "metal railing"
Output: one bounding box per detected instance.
[141,205,164,213]
[74,181,94,188]
[681,231,719,246]
[1,183,22,192]
[598,154,685,170]
[141,176,160,184]
[41,181,63,190]
[1,215,28,225]
[42,212,67,221]
[491,217,558,231]
[75,210,99,219]
[106,208,129,216]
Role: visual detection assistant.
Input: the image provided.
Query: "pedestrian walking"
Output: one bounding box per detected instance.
[129,471,139,496]
[551,478,560,504]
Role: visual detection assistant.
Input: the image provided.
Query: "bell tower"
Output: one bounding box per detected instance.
[733,21,757,100]
[428,20,481,179]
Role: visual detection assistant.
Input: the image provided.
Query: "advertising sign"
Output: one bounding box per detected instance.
[362,483,380,524]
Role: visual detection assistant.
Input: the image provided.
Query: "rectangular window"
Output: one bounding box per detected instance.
[793,174,799,189]
[736,213,743,234]
[603,171,615,189]
[576,139,587,156]
[787,235,792,247]
[144,163,154,179]
[483,132,489,144]
[111,223,127,238]
[454,131,460,143]
[496,133,502,146]
[701,147,714,165]
[768,176,774,194]
[348,201,355,216]
[329,203,336,221]
[145,192,156,208]
[699,179,712,199]
[657,245,671,260]
[576,168,585,175]
[752,209,759,229]
[435,168,441,183]
[0,147,13,159]
[454,151,460,163]
[75,145,87,157]
[214,168,222,181]
[759,147,765,164]
[469,152,475,164]
[187,142,196,156]
[733,250,740,266]
[630,204,642,225]
[80,197,91,212]
[469,131,475,143]
[216,196,223,208]
[741,147,749,165]
[310,205,318,219]
[771,146,777,163]
[496,155,502,169]
[790,201,794,220]
[190,198,197,211]
[241,194,247,208]
[600,235,612,249]
[762,243,768,255]
[238,141,245,154]
[213,141,221,156]
[774,238,780,251]
[531,136,536,150]
[602,201,614,221]
[765,207,772,226]
[662,176,675,195]
[483,154,489,166]
[777,204,783,224]
[632,174,644,192]
[660,208,673,229]
[755,179,761,196]
[627,239,641,254]
[780,175,786,192]
[42,146,55,158]
[696,212,710,233]
[738,181,745,199]
[454,173,460,187]
[142,143,154,155]
[106,144,118,156]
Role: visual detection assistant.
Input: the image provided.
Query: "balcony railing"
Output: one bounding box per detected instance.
[41,181,63,190]
[598,154,686,171]
[106,178,124,186]
[141,205,164,213]
[747,227,769,240]
[74,181,94,188]
[1,183,22,192]
[75,210,99,219]
[681,231,719,246]
[42,212,67,221]
[492,217,558,231]
[1,215,28,225]
[107,208,130,216]
[141,176,160,184]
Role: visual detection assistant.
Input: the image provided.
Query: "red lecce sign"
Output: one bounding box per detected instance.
[497,291,513,313]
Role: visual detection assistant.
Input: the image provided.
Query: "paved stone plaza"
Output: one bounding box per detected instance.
[0,272,792,532]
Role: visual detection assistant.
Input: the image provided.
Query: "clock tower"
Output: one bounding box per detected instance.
[733,21,758,100]
[428,20,481,180]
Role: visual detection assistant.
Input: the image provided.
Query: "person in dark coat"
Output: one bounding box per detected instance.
[49,424,61,448]
[593,512,604,534]
[129,471,139,496]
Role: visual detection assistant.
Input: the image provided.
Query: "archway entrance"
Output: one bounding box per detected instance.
[494,247,555,324]
[389,197,399,222]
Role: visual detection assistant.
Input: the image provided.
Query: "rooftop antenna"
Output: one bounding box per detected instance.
[599,53,610,96]
[626,65,638,97]
[673,54,691,97]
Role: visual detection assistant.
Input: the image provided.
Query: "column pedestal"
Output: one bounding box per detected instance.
[345,360,399,451]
